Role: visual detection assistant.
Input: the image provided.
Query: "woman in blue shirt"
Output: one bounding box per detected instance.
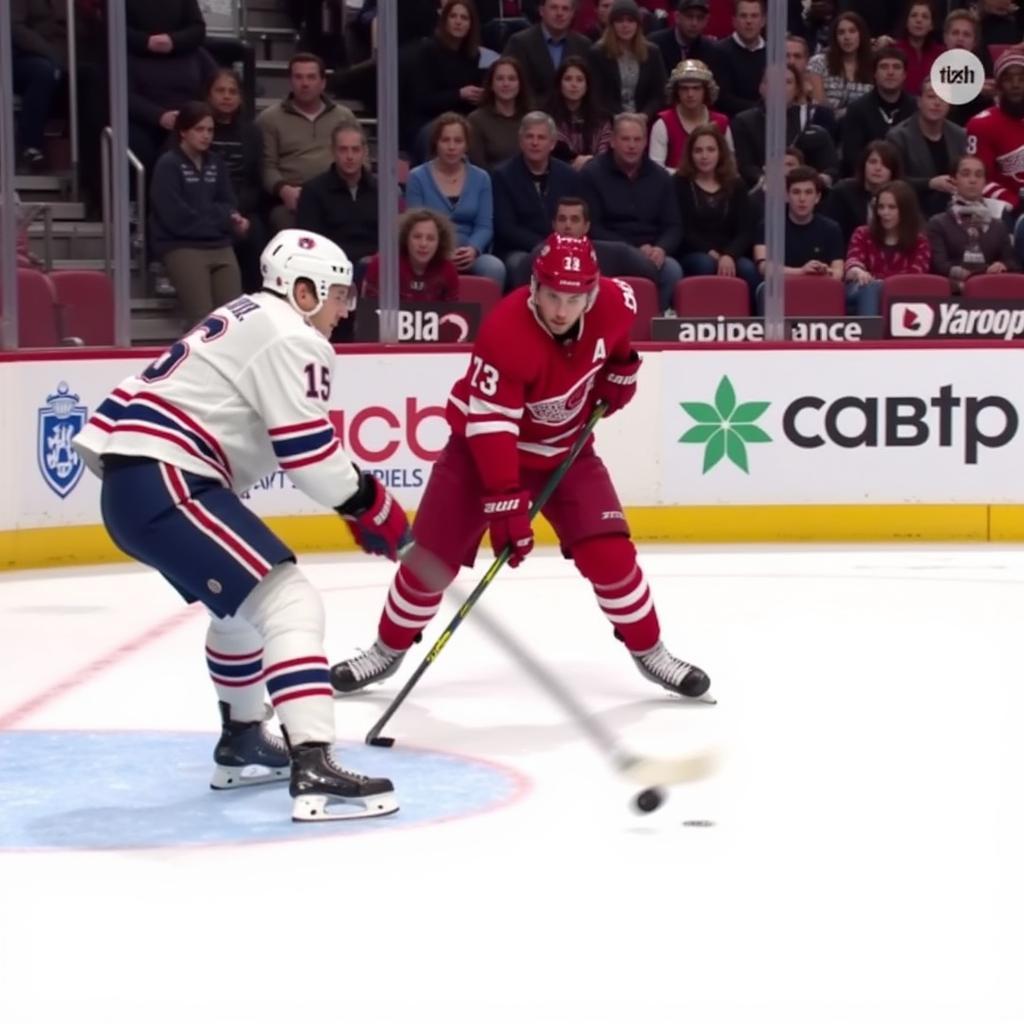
[405,112,507,290]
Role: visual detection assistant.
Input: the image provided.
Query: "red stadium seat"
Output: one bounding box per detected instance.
[962,272,1024,300]
[50,270,115,346]
[458,274,502,319]
[0,268,61,347]
[784,275,845,317]
[989,44,1011,67]
[881,273,951,326]
[673,276,750,317]
[619,276,660,340]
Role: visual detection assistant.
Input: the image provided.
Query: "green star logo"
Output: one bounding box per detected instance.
[679,376,772,474]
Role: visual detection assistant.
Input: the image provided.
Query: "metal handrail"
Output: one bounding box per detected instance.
[101,126,147,295]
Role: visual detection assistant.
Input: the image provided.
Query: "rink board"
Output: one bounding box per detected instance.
[2,343,1024,568]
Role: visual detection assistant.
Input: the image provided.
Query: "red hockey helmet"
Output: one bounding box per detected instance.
[532,234,600,296]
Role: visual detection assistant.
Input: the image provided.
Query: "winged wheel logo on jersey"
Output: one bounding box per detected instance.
[38,382,87,498]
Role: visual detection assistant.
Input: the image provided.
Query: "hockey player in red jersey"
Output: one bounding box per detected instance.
[331,234,712,702]
[966,49,1024,213]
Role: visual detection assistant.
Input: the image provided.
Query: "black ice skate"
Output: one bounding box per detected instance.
[286,736,398,822]
[210,701,290,790]
[633,642,716,705]
[330,639,407,695]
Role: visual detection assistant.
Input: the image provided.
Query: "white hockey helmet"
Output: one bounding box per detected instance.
[261,229,355,317]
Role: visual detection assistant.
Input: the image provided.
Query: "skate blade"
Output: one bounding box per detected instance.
[687,692,717,706]
[331,680,384,699]
[210,764,289,790]
[291,792,399,822]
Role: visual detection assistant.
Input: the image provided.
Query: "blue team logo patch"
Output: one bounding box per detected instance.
[38,382,87,498]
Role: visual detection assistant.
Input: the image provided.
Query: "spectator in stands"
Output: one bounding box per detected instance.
[807,12,874,123]
[297,122,380,282]
[733,65,837,189]
[966,49,1024,220]
[406,112,507,289]
[978,0,1024,75]
[790,0,835,57]
[844,180,930,314]
[649,0,719,72]
[894,1,946,97]
[363,208,461,302]
[256,53,357,233]
[580,111,683,308]
[753,166,844,305]
[674,123,759,296]
[786,35,820,106]
[411,1,486,144]
[468,56,534,169]
[588,0,669,118]
[713,0,766,118]
[207,69,265,293]
[492,111,581,286]
[886,78,965,219]
[942,9,993,127]
[837,0,900,42]
[124,9,218,180]
[927,154,1018,291]
[826,139,905,245]
[546,195,659,284]
[503,0,592,103]
[649,58,731,169]
[126,0,206,57]
[840,48,916,176]
[546,57,613,168]
[580,0,616,41]
[149,101,245,324]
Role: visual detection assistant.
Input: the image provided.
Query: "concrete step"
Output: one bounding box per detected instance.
[14,174,69,195]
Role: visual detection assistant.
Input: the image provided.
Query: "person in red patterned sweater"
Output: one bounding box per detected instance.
[965,48,1024,215]
[362,208,461,304]
[331,233,713,703]
[843,179,931,315]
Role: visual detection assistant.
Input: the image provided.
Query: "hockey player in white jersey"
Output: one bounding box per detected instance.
[74,230,411,822]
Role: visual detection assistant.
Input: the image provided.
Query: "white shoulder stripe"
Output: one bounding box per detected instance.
[469,395,524,419]
[466,421,519,438]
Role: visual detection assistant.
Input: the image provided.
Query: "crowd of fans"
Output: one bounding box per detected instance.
[12,0,1024,333]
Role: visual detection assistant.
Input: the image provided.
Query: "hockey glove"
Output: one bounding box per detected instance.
[337,472,412,561]
[593,350,641,416]
[482,489,534,567]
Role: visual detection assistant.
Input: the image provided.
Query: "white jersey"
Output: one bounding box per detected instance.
[74,292,360,509]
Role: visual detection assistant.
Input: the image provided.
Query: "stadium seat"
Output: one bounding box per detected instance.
[0,268,61,347]
[962,272,1024,300]
[50,270,115,347]
[881,273,951,326]
[459,274,502,319]
[620,276,660,340]
[784,275,845,317]
[673,276,750,317]
[989,44,1011,67]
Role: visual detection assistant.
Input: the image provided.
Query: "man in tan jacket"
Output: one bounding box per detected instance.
[257,52,358,232]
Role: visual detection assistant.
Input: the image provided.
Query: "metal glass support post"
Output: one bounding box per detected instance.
[67,0,80,201]
[0,10,19,350]
[762,5,787,340]
[375,1,400,342]
[107,0,132,346]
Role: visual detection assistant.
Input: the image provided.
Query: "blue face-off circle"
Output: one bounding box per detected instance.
[0,731,527,851]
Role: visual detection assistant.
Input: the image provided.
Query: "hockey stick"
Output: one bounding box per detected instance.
[365,401,608,748]
[439,571,718,799]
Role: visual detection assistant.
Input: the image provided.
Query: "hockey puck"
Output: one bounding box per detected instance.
[682,819,716,828]
[633,787,664,814]
[368,737,395,748]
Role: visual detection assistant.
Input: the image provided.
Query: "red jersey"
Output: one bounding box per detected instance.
[966,104,1024,211]
[361,252,460,303]
[446,277,637,493]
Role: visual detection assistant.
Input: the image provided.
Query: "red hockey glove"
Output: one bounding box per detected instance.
[337,472,411,561]
[482,489,534,567]
[593,350,641,416]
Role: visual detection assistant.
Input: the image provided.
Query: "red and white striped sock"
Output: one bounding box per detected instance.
[592,566,660,652]
[378,564,445,651]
